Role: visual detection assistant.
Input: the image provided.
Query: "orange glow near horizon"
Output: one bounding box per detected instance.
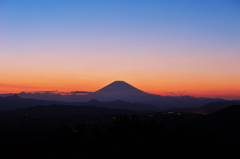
[1,43,240,101]
[1,52,240,101]
[1,76,240,100]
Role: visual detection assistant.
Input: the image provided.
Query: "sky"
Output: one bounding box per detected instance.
[0,0,240,100]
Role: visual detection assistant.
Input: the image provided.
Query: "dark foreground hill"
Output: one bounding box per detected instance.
[0,111,239,159]
[194,104,240,143]
[0,104,239,158]
[167,100,240,114]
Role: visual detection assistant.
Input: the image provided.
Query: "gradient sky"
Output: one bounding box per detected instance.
[1,0,240,99]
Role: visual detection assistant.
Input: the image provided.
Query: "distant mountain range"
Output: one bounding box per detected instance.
[1,81,239,111]
[84,81,228,109]
[0,94,160,111]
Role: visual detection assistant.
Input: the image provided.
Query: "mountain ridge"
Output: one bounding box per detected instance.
[95,81,147,95]
[0,81,234,110]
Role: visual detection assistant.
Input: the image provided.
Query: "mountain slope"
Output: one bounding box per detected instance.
[196,105,240,143]
[95,81,147,95]
[166,101,240,114]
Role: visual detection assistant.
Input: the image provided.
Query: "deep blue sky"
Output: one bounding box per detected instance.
[2,0,240,53]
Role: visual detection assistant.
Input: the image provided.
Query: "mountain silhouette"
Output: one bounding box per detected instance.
[0,104,142,117]
[166,101,240,114]
[194,104,240,143]
[95,81,147,95]
[5,94,22,100]
[1,81,232,110]
[0,95,159,111]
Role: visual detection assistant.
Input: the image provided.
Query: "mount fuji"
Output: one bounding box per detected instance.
[95,81,147,95]
[2,81,227,110]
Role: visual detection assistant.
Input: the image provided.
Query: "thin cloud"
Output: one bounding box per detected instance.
[70,91,92,94]
[36,91,59,94]
[169,92,176,95]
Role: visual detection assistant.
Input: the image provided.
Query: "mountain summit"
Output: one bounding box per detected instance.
[95,81,147,95]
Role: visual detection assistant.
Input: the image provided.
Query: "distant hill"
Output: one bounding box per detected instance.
[78,99,160,111]
[0,104,155,117]
[5,94,22,100]
[0,94,68,111]
[0,94,160,111]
